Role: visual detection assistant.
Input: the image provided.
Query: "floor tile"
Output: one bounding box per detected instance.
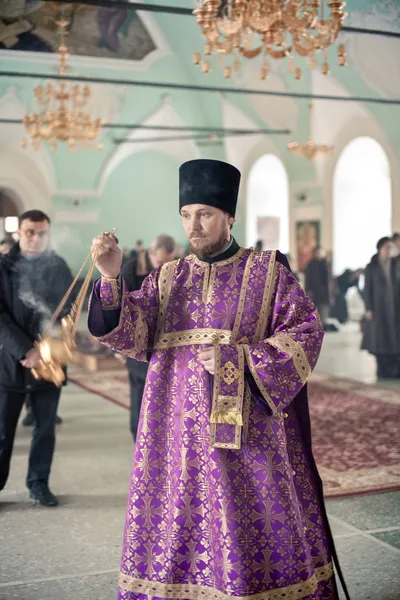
[0,572,117,600]
[334,534,400,600]
[326,492,400,531]
[370,529,400,551]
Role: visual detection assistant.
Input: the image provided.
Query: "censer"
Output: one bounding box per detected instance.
[31,234,110,387]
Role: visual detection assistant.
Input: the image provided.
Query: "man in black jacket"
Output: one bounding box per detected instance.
[121,235,175,441]
[305,246,331,329]
[0,210,74,506]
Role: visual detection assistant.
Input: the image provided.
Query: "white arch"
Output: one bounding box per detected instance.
[246,154,289,252]
[333,136,391,274]
[0,152,52,216]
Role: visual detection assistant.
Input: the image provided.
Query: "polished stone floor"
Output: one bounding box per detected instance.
[0,326,399,600]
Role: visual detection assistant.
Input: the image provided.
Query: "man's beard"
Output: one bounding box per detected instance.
[189,232,230,259]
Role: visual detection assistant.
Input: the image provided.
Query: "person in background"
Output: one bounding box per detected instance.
[0,238,12,255]
[130,239,144,261]
[304,246,330,329]
[121,248,131,268]
[121,234,176,441]
[331,268,364,325]
[0,210,74,506]
[392,232,400,257]
[22,398,63,427]
[362,237,400,379]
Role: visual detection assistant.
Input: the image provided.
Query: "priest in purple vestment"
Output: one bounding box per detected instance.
[88,159,349,600]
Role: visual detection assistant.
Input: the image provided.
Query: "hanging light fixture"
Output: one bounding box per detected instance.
[288,104,334,159]
[21,16,104,152]
[193,0,347,80]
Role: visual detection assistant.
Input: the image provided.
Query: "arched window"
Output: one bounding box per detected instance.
[246,154,289,252]
[333,137,391,275]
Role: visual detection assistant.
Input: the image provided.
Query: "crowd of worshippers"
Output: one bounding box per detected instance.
[303,233,400,380]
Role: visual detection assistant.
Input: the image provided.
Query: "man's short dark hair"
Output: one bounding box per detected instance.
[392,233,400,242]
[0,238,12,246]
[19,210,51,227]
[377,236,391,251]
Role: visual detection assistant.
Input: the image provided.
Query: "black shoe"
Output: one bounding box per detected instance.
[22,411,35,427]
[29,485,58,507]
[56,415,63,425]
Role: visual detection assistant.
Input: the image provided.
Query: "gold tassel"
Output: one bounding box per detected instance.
[210,411,243,426]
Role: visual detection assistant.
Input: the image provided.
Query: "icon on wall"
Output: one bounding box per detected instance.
[296,221,321,272]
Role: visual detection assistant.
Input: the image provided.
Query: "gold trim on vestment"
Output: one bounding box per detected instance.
[231,251,255,342]
[202,263,217,304]
[153,329,232,350]
[210,344,245,449]
[100,276,121,310]
[154,259,179,344]
[243,344,278,416]
[96,300,148,359]
[253,251,277,343]
[268,332,311,384]
[210,395,243,425]
[119,562,334,600]
[242,385,251,444]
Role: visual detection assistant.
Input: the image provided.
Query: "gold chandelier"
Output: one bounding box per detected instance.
[193,0,347,80]
[21,18,103,152]
[288,104,334,159]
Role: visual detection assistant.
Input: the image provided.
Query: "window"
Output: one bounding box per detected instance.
[246,154,289,252]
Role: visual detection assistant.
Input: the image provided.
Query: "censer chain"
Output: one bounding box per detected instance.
[46,245,101,336]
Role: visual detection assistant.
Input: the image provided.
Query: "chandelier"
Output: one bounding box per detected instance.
[288,104,334,159]
[21,18,103,152]
[193,0,347,80]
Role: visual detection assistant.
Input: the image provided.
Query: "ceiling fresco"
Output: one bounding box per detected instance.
[0,1,156,60]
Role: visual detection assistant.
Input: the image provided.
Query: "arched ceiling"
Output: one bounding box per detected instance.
[1,1,399,101]
[0,0,399,171]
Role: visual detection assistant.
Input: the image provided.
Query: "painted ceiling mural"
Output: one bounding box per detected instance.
[0,0,156,60]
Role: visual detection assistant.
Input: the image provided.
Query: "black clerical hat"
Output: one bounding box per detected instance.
[179,159,241,218]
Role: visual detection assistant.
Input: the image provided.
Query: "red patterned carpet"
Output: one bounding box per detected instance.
[69,363,400,499]
[308,380,400,497]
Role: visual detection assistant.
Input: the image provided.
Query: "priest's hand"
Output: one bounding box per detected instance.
[91,232,122,279]
[20,348,41,369]
[198,347,215,375]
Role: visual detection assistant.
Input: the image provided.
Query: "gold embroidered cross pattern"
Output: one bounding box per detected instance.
[220,361,241,386]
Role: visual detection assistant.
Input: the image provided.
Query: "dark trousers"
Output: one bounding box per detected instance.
[376,355,399,379]
[0,386,61,491]
[127,358,148,442]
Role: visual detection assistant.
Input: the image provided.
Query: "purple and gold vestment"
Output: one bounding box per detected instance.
[88,248,338,600]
